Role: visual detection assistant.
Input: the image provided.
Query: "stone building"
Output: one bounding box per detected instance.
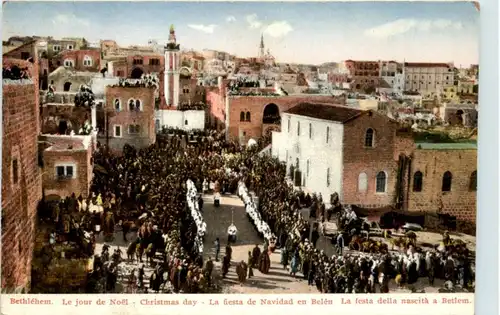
[39,135,94,199]
[271,103,477,223]
[403,62,455,96]
[102,85,156,152]
[272,103,413,206]
[47,37,86,59]
[3,39,49,92]
[52,49,101,72]
[2,58,43,293]
[48,67,96,92]
[344,60,381,92]
[457,79,475,95]
[206,79,345,143]
[408,143,477,222]
[39,89,96,136]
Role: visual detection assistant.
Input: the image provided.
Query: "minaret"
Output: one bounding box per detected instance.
[259,34,265,58]
[164,24,180,107]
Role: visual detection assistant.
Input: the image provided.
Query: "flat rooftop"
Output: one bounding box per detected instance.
[40,134,92,151]
[415,142,477,150]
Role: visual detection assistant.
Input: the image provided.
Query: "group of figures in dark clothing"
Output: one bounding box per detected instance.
[84,129,251,293]
[233,155,475,293]
[219,240,274,286]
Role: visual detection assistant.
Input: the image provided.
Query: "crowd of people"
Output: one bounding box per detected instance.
[85,129,246,292]
[234,155,475,293]
[33,124,474,294]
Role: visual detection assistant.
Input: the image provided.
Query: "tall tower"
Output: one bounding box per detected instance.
[259,34,265,58]
[164,24,180,107]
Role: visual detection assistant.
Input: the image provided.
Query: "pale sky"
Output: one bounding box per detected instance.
[2,1,479,66]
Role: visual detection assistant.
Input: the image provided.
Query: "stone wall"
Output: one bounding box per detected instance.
[206,88,226,130]
[41,104,91,134]
[408,148,477,222]
[341,111,406,207]
[2,79,43,292]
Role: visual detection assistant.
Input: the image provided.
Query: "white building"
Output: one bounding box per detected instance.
[403,62,454,95]
[272,103,361,200]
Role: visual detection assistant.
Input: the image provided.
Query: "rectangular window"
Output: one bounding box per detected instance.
[66,166,74,177]
[12,159,19,184]
[117,70,124,77]
[309,123,312,139]
[21,52,30,60]
[56,166,65,177]
[287,118,291,133]
[326,126,330,143]
[149,59,160,65]
[114,125,122,137]
[297,122,300,136]
[128,125,140,134]
[56,165,75,179]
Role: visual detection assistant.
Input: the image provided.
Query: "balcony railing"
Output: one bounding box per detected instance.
[42,92,76,104]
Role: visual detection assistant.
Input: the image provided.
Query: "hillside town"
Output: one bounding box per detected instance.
[2,22,477,295]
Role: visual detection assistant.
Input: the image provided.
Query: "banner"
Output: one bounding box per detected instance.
[1,294,474,315]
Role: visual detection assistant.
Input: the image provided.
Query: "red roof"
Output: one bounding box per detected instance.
[404,62,451,68]
[285,103,362,123]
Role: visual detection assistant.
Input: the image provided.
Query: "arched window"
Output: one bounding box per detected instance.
[375,171,387,193]
[63,82,72,92]
[83,55,93,67]
[358,172,368,192]
[128,99,135,111]
[365,128,374,147]
[413,171,423,192]
[135,99,142,111]
[442,171,452,192]
[114,99,121,111]
[63,59,74,67]
[469,170,477,191]
[240,112,245,122]
[246,111,251,122]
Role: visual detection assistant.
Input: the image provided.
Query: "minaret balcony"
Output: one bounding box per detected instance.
[165,43,180,50]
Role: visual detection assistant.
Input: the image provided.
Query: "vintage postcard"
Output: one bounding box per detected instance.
[1,1,479,314]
